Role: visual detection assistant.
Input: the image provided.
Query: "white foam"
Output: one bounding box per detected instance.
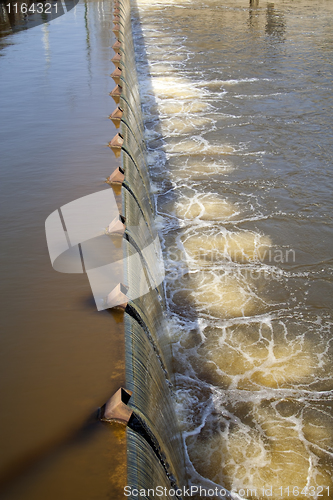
[175,194,238,221]
[132,1,333,495]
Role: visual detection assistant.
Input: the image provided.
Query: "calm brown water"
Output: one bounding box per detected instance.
[132,0,333,498]
[0,1,127,498]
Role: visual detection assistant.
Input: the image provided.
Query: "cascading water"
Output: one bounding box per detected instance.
[111,0,187,495]
[128,0,333,498]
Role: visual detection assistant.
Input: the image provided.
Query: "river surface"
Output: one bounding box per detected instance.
[132,0,333,498]
[0,1,127,499]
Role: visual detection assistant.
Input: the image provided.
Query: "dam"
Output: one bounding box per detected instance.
[106,0,188,492]
[0,0,333,499]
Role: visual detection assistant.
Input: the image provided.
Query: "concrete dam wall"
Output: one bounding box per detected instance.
[106,0,187,496]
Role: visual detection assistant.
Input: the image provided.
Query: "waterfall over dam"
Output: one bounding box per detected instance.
[107,0,187,495]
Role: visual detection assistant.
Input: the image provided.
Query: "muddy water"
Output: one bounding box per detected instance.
[132,0,333,498]
[0,1,127,498]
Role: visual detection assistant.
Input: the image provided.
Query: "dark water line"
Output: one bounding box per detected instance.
[84,0,92,82]
[128,413,182,495]
[125,303,169,380]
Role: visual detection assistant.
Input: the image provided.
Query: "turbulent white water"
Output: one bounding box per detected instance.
[131,0,333,498]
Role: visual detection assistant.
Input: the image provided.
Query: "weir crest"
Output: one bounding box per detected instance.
[108,0,188,495]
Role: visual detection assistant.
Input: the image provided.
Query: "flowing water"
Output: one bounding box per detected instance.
[131,0,333,497]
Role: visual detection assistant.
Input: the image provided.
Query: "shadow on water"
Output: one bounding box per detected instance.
[265,2,286,40]
[0,411,104,491]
